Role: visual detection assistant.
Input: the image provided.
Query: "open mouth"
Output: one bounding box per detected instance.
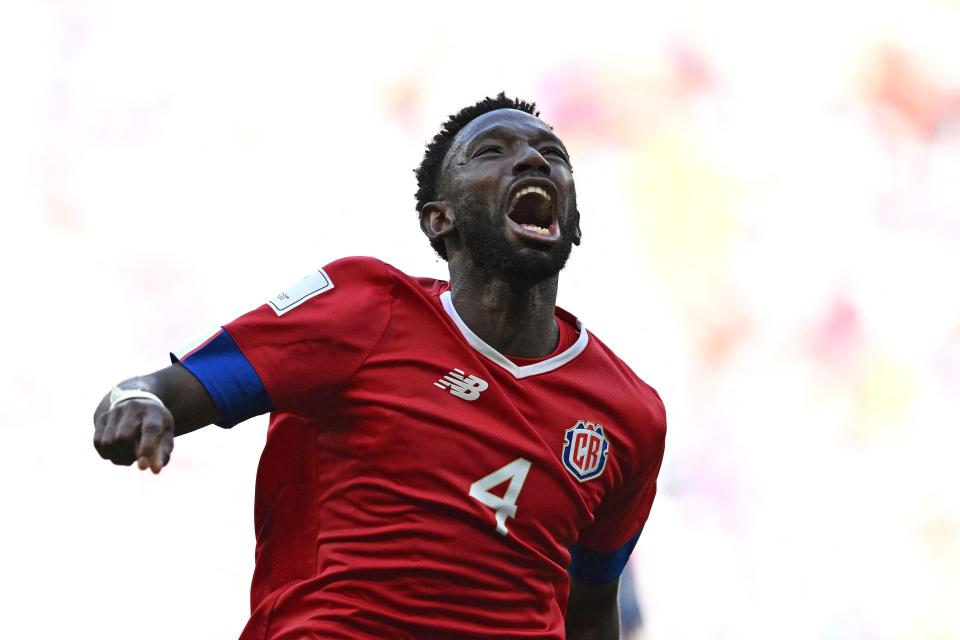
[505,184,559,243]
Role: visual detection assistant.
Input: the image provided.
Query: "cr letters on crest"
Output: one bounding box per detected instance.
[561,420,610,482]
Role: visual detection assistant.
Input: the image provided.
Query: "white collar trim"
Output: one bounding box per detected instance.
[439,290,589,379]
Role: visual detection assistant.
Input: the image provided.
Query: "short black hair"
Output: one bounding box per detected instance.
[414,92,540,260]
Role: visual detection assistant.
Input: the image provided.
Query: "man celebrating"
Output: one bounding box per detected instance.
[93,94,666,639]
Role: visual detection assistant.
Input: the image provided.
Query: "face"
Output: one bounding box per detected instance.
[437,109,580,284]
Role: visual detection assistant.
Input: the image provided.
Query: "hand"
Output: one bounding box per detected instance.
[93,398,175,473]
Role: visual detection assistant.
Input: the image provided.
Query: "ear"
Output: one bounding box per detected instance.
[420,201,456,242]
[572,209,582,246]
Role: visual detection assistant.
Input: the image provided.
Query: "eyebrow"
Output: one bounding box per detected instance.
[463,124,568,156]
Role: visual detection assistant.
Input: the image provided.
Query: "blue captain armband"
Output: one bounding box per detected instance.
[170,329,272,428]
[568,530,642,585]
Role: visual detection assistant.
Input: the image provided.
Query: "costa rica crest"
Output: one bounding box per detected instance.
[562,420,610,482]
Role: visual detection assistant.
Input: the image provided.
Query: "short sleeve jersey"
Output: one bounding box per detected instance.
[173,257,666,640]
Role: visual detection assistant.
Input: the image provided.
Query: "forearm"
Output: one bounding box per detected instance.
[94,365,219,437]
[566,577,620,640]
[565,602,619,640]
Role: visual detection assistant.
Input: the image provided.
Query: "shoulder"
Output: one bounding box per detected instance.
[321,256,395,283]
[320,256,433,291]
[314,256,403,299]
[583,330,667,440]
[262,256,446,327]
[323,256,449,303]
[259,256,402,321]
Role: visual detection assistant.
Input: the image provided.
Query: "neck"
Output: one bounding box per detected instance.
[447,262,559,359]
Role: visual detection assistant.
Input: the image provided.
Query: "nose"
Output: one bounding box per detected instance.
[512,145,551,177]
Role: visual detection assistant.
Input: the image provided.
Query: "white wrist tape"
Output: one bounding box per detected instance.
[109,386,166,412]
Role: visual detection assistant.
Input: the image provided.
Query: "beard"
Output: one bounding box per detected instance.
[452,191,578,285]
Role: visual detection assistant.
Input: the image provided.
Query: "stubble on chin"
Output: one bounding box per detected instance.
[453,195,576,285]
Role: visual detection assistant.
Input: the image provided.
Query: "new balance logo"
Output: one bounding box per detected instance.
[434,368,488,401]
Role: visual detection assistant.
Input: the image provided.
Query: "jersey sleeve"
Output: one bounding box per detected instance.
[171,257,395,428]
[569,397,666,585]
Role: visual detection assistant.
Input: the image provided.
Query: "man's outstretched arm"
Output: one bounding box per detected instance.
[566,576,620,640]
[92,363,219,473]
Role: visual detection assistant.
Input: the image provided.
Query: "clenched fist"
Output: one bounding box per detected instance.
[93,396,175,473]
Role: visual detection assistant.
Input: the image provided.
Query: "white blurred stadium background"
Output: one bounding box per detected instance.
[2,1,959,638]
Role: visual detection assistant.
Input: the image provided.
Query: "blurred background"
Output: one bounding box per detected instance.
[2,1,958,638]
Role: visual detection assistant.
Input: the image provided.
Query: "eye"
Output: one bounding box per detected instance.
[541,146,569,161]
[473,145,501,158]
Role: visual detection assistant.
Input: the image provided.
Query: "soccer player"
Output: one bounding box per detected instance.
[92,93,666,639]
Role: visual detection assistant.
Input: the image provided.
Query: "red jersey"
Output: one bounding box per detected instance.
[173,257,666,640]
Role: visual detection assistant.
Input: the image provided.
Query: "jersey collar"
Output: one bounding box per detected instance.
[439,290,589,380]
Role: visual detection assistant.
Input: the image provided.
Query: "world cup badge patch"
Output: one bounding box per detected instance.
[562,420,610,482]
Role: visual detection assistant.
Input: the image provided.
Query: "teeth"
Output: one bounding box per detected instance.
[520,223,551,236]
[510,186,552,209]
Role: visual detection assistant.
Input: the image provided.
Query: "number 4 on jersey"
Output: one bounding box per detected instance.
[469,458,531,536]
